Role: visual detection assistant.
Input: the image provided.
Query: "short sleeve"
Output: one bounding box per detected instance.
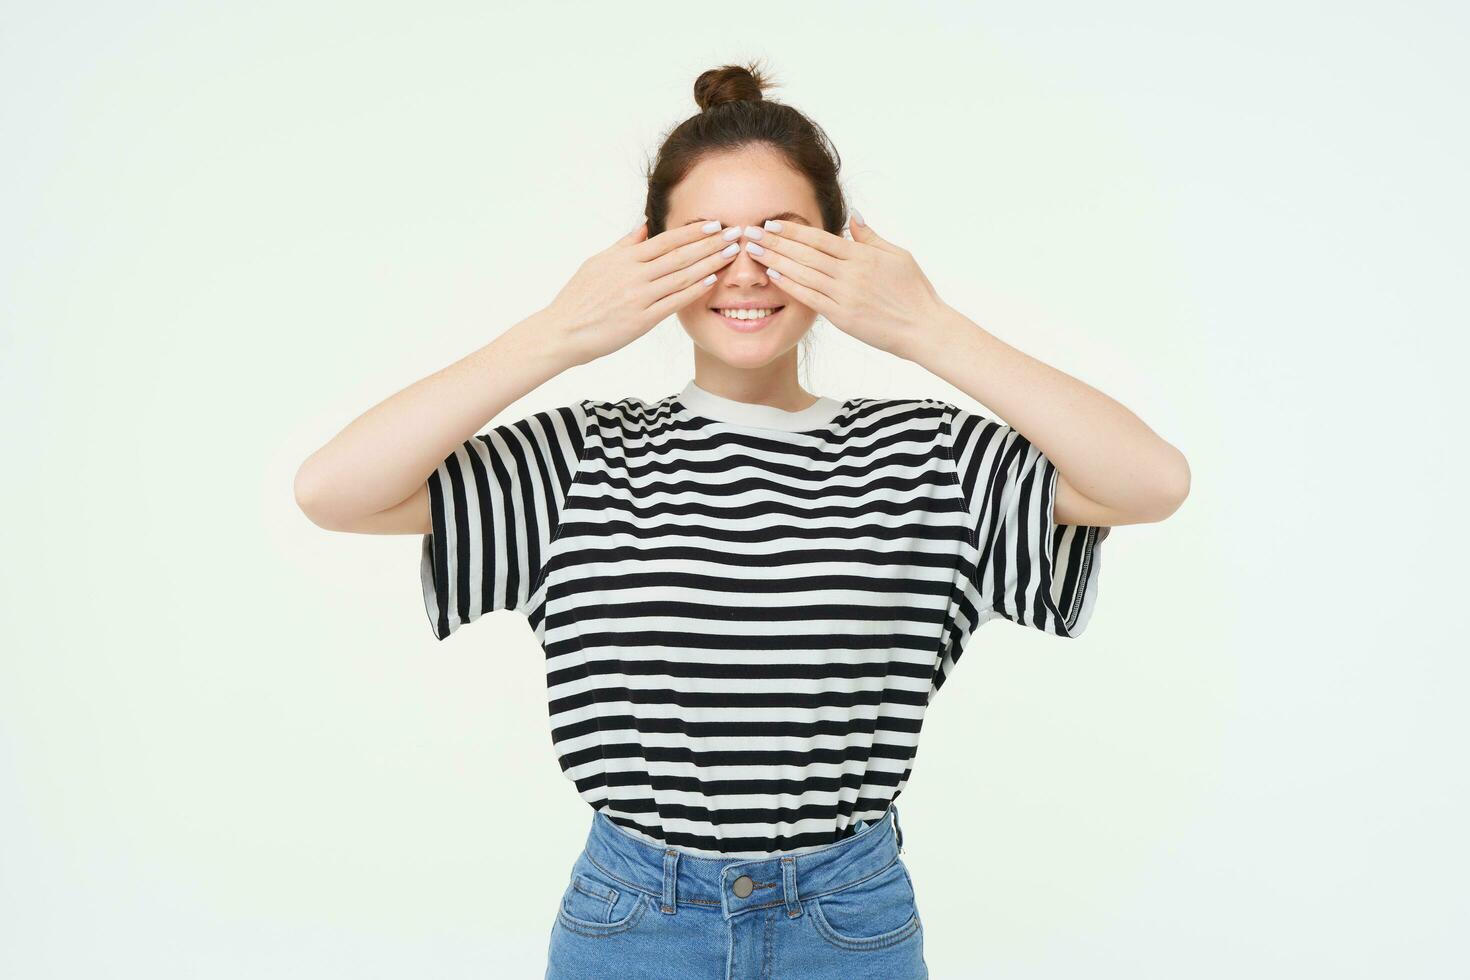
[420,400,592,639]
[943,403,1108,638]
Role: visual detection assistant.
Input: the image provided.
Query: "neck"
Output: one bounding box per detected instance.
[689,352,818,412]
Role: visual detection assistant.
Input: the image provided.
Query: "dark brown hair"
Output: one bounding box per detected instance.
[643,60,848,238]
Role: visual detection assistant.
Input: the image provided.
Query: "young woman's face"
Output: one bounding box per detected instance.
[668,144,824,369]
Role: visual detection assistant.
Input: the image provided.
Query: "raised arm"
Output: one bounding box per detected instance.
[293,218,746,536]
[909,306,1190,527]
[293,313,574,534]
[733,213,1189,528]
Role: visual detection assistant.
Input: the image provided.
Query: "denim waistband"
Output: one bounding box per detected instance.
[577,804,907,921]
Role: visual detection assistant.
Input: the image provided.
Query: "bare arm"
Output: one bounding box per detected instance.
[293,310,574,534]
[293,219,744,535]
[728,216,1187,529]
[909,305,1191,527]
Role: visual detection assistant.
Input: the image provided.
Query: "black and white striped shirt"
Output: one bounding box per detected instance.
[420,379,1107,857]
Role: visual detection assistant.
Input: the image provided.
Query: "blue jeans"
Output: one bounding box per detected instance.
[545,803,928,979]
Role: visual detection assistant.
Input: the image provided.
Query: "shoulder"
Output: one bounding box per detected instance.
[844,395,954,430]
[842,398,1015,454]
[848,394,953,412]
[579,393,684,432]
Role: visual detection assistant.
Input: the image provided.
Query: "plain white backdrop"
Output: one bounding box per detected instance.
[4,1,1466,977]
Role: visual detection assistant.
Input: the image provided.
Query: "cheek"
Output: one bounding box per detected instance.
[773,300,818,335]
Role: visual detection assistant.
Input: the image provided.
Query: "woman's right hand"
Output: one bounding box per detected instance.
[542,219,742,367]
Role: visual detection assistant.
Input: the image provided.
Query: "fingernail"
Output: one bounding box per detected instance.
[763,220,782,233]
[744,241,765,255]
[769,267,782,279]
[721,242,740,256]
[701,220,722,233]
[702,273,717,285]
[723,226,741,241]
[744,225,764,240]
[850,209,865,226]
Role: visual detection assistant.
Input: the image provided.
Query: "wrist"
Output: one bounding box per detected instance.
[504,306,582,374]
[900,302,973,367]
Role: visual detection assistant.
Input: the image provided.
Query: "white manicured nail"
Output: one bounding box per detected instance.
[702,220,721,233]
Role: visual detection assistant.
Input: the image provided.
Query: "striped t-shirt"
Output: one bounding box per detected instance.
[420,378,1107,857]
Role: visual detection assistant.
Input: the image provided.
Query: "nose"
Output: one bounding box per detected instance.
[720,243,770,287]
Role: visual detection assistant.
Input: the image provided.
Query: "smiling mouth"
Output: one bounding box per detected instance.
[711,306,785,331]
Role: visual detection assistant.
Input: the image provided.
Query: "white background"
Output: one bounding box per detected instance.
[4,1,1466,977]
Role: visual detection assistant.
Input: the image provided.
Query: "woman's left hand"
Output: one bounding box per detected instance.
[743,213,950,359]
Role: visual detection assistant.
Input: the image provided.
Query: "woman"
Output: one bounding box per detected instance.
[296,61,1189,979]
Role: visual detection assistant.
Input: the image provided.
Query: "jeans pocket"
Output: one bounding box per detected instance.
[809,858,923,952]
[556,858,649,937]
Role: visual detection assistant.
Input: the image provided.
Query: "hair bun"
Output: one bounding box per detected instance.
[693,62,772,112]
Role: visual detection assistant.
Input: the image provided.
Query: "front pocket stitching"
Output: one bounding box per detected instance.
[556,892,648,937]
[569,873,617,910]
[810,895,922,951]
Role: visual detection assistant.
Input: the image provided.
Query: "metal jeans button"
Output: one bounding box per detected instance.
[732,874,754,898]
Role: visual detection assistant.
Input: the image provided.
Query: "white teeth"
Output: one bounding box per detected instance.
[716,308,778,320]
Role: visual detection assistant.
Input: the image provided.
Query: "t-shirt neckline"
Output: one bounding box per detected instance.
[673,379,846,432]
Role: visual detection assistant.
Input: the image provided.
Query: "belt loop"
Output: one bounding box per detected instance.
[661,848,679,914]
[891,803,905,854]
[781,855,802,918]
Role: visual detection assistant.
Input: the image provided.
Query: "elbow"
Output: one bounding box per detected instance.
[1149,447,1191,522]
[294,458,342,530]
[1122,447,1190,524]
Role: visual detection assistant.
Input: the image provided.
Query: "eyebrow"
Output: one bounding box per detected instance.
[681,211,813,226]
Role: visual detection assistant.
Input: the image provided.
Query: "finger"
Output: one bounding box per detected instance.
[601,219,648,256]
[646,267,723,322]
[646,239,740,305]
[644,224,742,280]
[757,219,854,260]
[742,240,837,297]
[630,218,726,262]
[744,227,840,278]
[760,258,836,317]
[844,211,905,255]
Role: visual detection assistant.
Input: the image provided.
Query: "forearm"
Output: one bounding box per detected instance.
[907,304,1189,523]
[294,308,574,528]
